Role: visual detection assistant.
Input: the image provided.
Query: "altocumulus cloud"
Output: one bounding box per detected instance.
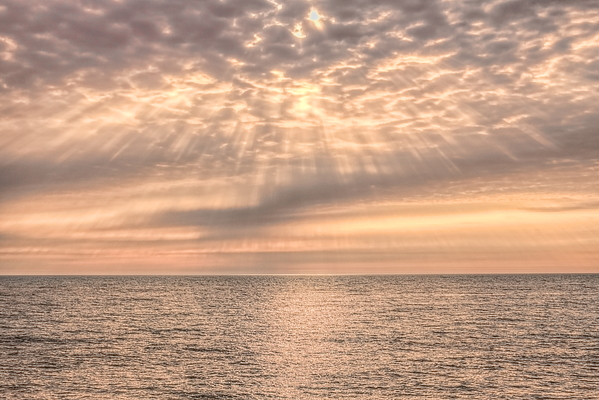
[1,0,599,273]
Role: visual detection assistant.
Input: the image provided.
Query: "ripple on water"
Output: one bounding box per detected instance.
[0,274,598,399]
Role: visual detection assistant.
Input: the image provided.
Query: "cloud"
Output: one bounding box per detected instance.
[1,0,599,271]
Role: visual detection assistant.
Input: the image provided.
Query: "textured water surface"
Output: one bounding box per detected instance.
[1,275,598,399]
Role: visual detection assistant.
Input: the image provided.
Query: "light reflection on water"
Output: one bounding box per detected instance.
[0,275,598,399]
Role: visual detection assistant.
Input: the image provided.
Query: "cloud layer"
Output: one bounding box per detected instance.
[1,0,599,272]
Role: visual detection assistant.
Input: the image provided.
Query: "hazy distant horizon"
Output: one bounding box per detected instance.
[2,272,599,277]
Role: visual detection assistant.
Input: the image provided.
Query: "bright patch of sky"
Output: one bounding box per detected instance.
[1,0,599,273]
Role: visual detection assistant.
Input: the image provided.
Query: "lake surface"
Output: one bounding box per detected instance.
[1,275,598,399]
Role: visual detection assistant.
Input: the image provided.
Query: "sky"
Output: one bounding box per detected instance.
[1,0,599,274]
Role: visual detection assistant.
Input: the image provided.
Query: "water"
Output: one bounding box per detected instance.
[1,275,598,399]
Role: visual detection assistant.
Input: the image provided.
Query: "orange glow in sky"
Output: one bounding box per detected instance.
[1,0,599,274]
